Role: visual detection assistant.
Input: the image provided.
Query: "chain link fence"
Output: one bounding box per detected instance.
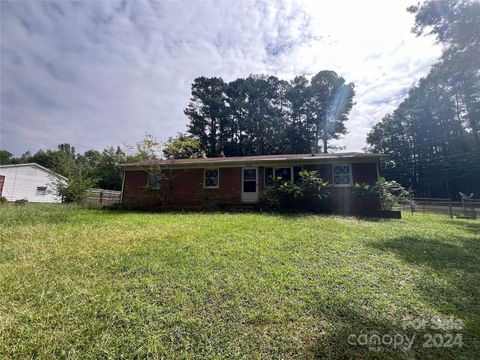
[395,197,479,219]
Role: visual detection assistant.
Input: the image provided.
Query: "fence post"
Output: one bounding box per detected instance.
[448,198,453,219]
[471,200,477,219]
[99,191,103,205]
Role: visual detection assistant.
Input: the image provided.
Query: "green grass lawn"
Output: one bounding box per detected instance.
[0,205,479,359]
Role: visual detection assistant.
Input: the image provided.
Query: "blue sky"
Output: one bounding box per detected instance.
[0,0,441,155]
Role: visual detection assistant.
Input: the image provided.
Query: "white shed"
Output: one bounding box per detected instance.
[0,163,67,203]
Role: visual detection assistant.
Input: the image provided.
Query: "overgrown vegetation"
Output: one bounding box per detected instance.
[50,168,95,203]
[0,205,478,359]
[260,170,330,212]
[351,183,382,215]
[376,178,415,211]
[352,178,414,215]
[260,172,412,215]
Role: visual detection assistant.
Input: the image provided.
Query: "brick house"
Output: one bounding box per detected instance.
[120,152,387,210]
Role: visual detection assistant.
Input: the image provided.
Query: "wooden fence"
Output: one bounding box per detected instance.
[84,188,121,206]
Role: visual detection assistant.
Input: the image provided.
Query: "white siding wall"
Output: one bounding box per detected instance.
[0,165,65,203]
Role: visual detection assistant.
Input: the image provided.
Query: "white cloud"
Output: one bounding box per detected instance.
[0,0,441,155]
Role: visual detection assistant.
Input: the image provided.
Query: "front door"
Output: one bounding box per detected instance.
[241,167,258,202]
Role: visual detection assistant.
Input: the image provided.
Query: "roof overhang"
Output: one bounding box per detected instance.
[120,153,390,171]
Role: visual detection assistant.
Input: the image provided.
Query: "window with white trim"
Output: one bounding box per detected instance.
[264,166,302,187]
[204,169,219,188]
[146,172,161,189]
[333,164,352,186]
[36,186,47,195]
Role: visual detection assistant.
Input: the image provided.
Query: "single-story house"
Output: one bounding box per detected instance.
[120,152,387,210]
[0,163,67,203]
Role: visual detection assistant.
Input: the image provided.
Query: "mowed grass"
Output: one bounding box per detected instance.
[0,205,479,359]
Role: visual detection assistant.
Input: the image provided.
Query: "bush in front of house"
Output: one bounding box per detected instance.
[260,170,330,212]
[0,196,7,204]
[352,178,414,215]
[376,178,415,211]
[352,183,382,215]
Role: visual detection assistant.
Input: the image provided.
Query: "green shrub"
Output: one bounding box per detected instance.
[375,178,415,211]
[352,183,381,215]
[51,169,95,204]
[0,196,7,204]
[352,178,414,214]
[260,170,330,212]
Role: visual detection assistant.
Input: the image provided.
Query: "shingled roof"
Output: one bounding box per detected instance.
[121,152,388,169]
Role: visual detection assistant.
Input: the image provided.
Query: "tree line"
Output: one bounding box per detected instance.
[0,134,203,191]
[0,145,128,191]
[185,71,355,157]
[366,0,480,198]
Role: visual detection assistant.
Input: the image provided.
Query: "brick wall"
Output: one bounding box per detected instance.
[122,162,379,208]
[122,170,155,207]
[303,162,379,213]
[122,167,243,207]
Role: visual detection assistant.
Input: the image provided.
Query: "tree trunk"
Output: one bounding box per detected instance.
[322,117,328,153]
[314,127,320,153]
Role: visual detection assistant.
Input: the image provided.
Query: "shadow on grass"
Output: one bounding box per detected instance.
[445,219,480,235]
[371,236,479,271]
[305,293,473,359]
[368,234,480,357]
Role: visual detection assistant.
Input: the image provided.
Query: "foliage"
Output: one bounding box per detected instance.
[89,147,126,190]
[353,179,414,214]
[185,72,354,157]
[0,143,133,191]
[408,0,480,54]
[351,183,382,215]
[185,77,228,157]
[260,170,330,211]
[163,133,204,159]
[51,169,95,204]
[134,133,162,161]
[1,205,479,359]
[367,0,480,199]
[375,178,415,211]
[0,196,7,204]
[309,71,355,153]
[0,150,14,165]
